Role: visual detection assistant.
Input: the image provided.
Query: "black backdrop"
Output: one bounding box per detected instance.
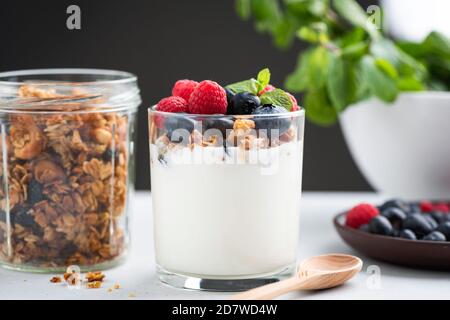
[0,0,375,191]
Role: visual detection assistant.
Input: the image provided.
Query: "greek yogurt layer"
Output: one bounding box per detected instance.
[150,141,303,277]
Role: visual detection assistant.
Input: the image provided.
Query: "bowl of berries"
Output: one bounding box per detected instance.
[334,199,450,269]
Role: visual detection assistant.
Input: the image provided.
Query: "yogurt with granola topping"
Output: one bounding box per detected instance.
[149,69,304,286]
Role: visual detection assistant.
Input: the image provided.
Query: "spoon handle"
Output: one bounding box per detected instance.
[230,277,304,300]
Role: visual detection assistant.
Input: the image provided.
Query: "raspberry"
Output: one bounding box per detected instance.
[346,203,379,229]
[420,201,433,213]
[188,80,227,114]
[157,96,188,113]
[155,96,188,128]
[286,92,300,111]
[433,202,450,213]
[258,84,275,96]
[172,79,198,102]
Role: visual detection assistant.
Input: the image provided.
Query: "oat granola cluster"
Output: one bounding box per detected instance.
[0,85,131,269]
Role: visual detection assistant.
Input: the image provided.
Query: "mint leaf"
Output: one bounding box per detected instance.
[285,47,329,92]
[235,0,251,20]
[260,88,293,111]
[375,58,398,79]
[226,79,259,95]
[360,55,397,102]
[257,68,271,91]
[333,0,379,39]
[326,54,352,112]
[423,31,450,59]
[304,89,337,126]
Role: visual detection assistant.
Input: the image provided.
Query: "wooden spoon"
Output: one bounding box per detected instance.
[231,254,362,300]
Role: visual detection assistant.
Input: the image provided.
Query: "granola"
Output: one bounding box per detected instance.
[0,85,131,269]
[50,276,62,283]
[85,271,105,282]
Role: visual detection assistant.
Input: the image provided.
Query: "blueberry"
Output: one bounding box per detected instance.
[202,118,234,140]
[225,88,235,106]
[430,211,449,224]
[379,199,410,214]
[252,104,290,138]
[368,216,394,236]
[403,213,435,237]
[381,207,407,228]
[422,231,446,241]
[408,203,421,214]
[398,229,417,240]
[228,92,260,115]
[437,221,450,239]
[165,116,195,142]
[359,224,369,232]
[28,179,44,205]
[422,214,439,230]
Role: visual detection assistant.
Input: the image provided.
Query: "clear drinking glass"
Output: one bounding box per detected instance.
[148,107,305,291]
[0,69,140,272]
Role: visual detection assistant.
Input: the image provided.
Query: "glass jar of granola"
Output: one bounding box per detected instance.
[0,69,140,272]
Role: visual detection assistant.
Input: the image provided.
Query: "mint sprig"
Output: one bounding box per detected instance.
[260,88,293,111]
[226,68,294,111]
[235,0,450,126]
[226,67,271,95]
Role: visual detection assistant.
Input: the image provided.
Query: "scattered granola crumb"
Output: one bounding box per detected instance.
[50,276,62,283]
[63,272,74,281]
[107,288,113,293]
[114,284,120,289]
[128,292,136,298]
[87,281,102,289]
[85,271,105,282]
[64,272,81,286]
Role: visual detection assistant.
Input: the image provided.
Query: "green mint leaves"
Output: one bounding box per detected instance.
[256,68,271,91]
[226,79,259,95]
[226,68,293,111]
[260,88,293,111]
[226,68,271,95]
[235,0,450,126]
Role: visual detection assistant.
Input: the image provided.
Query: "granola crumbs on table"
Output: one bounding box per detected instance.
[85,271,105,282]
[114,283,120,289]
[50,276,62,283]
[87,281,102,289]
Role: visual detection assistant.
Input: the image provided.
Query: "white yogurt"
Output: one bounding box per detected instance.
[150,141,303,278]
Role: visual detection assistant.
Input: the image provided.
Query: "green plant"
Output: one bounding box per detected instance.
[235,0,450,125]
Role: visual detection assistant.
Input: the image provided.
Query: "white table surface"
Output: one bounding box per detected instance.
[1,191,449,300]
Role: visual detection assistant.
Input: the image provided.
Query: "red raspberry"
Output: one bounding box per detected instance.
[286,92,300,111]
[345,203,379,229]
[157,96,188,113]
[155,96,188,128]
[188,80,227,114]
[258,84,275,96]
[433,202,450,213]
[172,79,198,102]
[420,201,434,213]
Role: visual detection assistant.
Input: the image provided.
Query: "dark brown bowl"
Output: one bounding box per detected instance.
[334,212,450,270]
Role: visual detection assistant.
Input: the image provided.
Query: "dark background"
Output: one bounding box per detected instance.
[0,0,376,191]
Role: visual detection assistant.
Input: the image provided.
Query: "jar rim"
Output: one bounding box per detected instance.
[0,68,137,86]
[0,69,141,114]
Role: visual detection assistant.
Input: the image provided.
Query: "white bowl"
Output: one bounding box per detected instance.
[340,92,450,200]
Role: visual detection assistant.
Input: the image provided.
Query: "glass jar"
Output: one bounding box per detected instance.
[148,108,305,291]
[0,69,140,272]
